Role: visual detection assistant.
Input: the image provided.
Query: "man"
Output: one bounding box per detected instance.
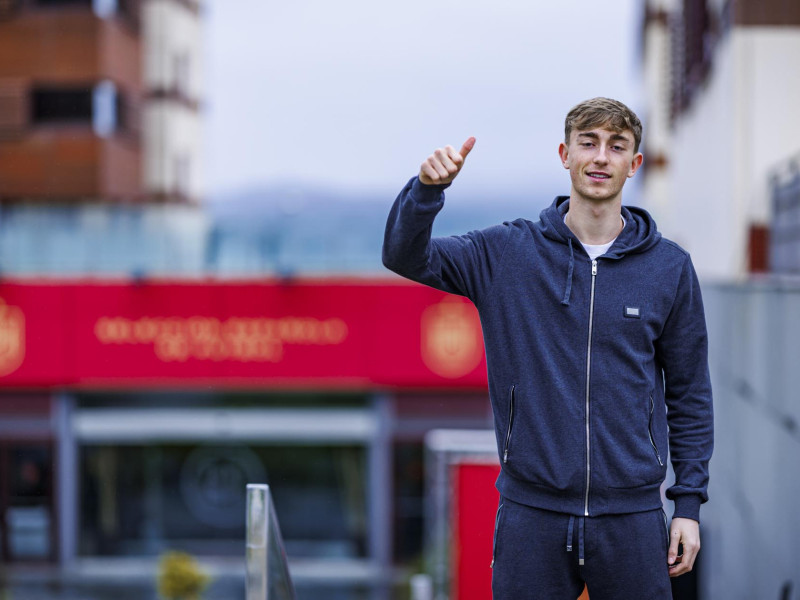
[382,98,713,599]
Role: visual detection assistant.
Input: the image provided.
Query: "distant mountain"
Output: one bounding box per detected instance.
[206,182,551,234]
[200,182,563,275]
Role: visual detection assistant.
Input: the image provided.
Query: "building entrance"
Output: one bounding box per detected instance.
[0,440,56,562]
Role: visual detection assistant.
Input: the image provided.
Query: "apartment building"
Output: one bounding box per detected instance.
[0,0,202,204]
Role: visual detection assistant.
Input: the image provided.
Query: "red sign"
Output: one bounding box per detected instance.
[0,278,488,390]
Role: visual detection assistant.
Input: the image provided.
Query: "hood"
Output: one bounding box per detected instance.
[538,196,662,306]
[539,196,661,257]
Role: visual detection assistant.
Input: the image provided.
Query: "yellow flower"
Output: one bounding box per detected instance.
[157,551,211,600]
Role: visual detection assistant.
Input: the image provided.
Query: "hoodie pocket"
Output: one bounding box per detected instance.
[648,394,664,466]
[503,385,516,464]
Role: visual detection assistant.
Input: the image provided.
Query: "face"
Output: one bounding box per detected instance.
[558,126,643,205]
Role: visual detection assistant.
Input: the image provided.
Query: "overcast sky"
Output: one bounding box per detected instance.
[203,0,643,203]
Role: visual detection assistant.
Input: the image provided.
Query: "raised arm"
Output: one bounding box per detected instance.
[382,137,509,302]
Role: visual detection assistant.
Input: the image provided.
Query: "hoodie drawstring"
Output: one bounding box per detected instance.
[561,238,575,306]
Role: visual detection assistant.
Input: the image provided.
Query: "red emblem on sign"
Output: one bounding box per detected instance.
[421,298,483,379]
[0,297,25,377]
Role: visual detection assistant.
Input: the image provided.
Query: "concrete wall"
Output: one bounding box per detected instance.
[661,32,738,279]
[700,281,800,599]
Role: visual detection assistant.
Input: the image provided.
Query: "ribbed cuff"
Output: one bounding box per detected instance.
[410,176,450,207]
[672,495,702,522]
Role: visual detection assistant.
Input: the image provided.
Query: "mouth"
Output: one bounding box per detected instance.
[587,172,611,180]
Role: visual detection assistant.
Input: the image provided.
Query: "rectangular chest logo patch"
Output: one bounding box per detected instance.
[624,306,641,319]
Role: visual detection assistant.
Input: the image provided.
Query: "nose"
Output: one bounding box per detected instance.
[593,145,610,164]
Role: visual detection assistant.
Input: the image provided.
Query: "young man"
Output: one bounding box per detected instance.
[382,98,713,599]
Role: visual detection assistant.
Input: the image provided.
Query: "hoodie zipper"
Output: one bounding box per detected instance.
[648,394,664,466]
[583,259,597,517]
[503,385,516,463]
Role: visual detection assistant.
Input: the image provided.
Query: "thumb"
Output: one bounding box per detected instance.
[459,137,476,159]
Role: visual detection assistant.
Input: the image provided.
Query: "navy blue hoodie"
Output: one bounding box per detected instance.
[383,177,714,521]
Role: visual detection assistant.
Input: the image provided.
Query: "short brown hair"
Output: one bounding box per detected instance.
[564,97,643,153]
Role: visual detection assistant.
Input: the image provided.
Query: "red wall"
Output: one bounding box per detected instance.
[452,462,501,600]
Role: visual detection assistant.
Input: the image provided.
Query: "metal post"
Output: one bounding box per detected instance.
[246,484,269,600]
[55,393,77,567]
[368,394,392,600]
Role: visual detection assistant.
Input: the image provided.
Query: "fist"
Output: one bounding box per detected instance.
[419,137,475,185]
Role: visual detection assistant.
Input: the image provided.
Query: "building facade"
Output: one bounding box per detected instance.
[0,0,202,205]
[640,0,800,279]
[0,279,492,600]
[0,0,144,203]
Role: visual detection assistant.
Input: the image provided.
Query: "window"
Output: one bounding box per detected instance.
[393,442,424,563]
[31,87,93,124]
[0,443,55,561]
[31,83,125,133]
[92,80,119,137]
[35,0,92,6]
[79,443,369,558]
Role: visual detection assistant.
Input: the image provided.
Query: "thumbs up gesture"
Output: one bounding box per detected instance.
[419,137,476,185]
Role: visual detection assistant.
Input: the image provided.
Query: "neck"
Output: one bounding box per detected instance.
[564,195,623,245]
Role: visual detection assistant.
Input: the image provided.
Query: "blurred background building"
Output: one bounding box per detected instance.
[0,3,495,600]
[0,0,207,277]
[641,2,800,599]
[640,0,800,279]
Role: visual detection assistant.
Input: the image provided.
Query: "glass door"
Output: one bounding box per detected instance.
[0,441,56,562]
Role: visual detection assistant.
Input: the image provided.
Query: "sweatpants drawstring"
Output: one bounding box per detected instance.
[566,515,574,552]
[566,515,586,565]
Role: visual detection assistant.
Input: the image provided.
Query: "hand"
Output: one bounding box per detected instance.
[419,137,475,185]
[668,517,700,577]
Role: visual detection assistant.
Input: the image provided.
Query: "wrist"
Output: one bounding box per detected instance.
[414,175,450,191]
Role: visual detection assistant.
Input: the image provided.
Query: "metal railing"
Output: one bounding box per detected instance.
[245,484,296,600]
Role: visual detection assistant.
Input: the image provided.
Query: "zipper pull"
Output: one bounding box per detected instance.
[592,260,597,276]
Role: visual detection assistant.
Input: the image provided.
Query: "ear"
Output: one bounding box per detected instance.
[558,142,570,169]
[627,152,644,178]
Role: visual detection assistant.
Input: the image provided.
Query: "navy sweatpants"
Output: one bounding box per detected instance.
[491,497,673,600]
